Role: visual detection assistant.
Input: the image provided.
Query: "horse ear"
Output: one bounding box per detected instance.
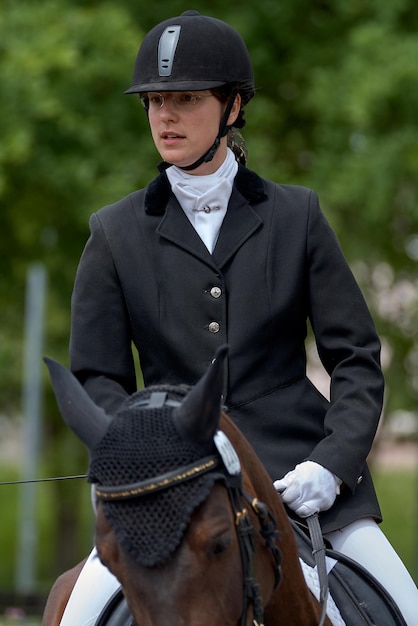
[44,357,113,452]
[174,344,228,445]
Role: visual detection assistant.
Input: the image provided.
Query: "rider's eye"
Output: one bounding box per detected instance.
[149,94,164,107]
[179,93,196,105]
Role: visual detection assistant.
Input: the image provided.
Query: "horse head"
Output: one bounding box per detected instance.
[46,346,327,626]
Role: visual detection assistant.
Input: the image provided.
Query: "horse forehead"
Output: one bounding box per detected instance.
[114,486,240,583]
[187,483,236,536]
[106,485,245,626]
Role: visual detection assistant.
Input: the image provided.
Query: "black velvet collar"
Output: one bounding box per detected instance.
[144,163,267,216]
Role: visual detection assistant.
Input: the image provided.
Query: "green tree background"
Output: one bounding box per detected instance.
[0,0,417,595]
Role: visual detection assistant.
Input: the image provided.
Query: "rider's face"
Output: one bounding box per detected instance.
[147,90,240,174]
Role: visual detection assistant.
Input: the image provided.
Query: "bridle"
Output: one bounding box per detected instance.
[95,393,282,626]
[223,475,282,626]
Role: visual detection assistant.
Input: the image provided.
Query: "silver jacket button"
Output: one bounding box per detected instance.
[210,286,222,298]
[208,321,220,333]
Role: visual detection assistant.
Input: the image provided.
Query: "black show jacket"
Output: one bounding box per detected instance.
[70,165,384,532]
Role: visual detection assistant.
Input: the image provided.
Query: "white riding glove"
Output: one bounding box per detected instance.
[274,461,342,518]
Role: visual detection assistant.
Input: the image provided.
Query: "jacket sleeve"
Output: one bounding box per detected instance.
[70,212,137,413]
[305,192,384,492]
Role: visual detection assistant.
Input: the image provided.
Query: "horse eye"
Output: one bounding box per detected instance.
[210,536,232,558]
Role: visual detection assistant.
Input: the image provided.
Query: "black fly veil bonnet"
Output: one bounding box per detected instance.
[88,385,222,566]
[45,346,240,567]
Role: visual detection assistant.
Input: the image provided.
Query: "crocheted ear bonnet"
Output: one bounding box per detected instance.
[88,386,221,567]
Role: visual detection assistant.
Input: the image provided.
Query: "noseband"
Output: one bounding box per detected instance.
[95,393,282,626]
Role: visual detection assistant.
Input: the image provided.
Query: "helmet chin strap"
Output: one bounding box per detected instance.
[179,138,220,172]
[176,91,237,172]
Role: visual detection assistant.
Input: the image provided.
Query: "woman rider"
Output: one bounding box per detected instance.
[59,10,417,625]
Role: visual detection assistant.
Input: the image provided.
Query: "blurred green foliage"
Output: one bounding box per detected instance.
[0,0,417,591]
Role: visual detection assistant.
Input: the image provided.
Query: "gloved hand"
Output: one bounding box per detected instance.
[274,461,341,518]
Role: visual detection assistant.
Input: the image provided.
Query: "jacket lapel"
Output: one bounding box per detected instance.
[156,196,214,264]
[211,188,263,268]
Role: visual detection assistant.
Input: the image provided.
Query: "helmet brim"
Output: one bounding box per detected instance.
[125,79,227,95]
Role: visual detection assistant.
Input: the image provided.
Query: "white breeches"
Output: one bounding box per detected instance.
[324,517,418,626]
[59,548,120,626]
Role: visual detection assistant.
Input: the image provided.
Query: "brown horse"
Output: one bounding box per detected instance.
[43,346,331,626]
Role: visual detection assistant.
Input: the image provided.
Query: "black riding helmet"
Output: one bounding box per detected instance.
[125,10,255,170]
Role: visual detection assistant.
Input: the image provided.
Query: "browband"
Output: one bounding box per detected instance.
[95,455,221,501]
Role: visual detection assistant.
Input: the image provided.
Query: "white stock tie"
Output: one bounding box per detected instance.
[166,148,238,253]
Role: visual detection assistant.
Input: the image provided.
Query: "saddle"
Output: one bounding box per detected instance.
[292,519,407,626]
[95,521,408,626]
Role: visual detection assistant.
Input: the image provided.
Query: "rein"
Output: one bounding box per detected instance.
[307,514,329,626]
